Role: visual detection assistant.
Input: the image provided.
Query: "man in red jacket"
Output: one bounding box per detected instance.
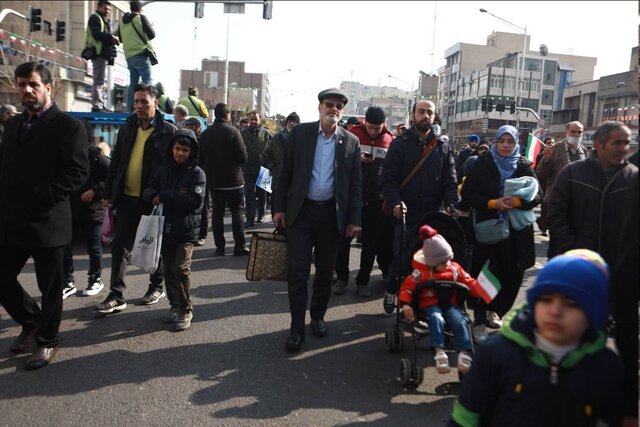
[333,106,395,297]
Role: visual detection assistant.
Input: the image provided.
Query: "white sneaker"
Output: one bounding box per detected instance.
[434,351,451,374]
[473,324,489,344]
[486,311,502,328]
[82,277,104,296]
[62,282,77,300]
[457,352,473,373]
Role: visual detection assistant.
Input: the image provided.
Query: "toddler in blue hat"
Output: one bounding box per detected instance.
[449,249,624,427]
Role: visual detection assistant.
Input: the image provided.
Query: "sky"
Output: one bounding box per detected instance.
[142,0,638,121]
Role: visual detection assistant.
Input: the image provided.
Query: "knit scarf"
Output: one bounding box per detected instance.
[490,143,520,195]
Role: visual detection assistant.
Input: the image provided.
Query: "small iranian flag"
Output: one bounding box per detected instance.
[524,132,544,168]
[476,261,502,304]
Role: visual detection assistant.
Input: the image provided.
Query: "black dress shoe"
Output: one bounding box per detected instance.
[9,327,36,354]
[285,332,305,352]
[310,319,327,337]
[233,247,250,256]
[215,247,225,256]
[25,346,58,370]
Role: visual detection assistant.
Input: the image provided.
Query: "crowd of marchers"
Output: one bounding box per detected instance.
[0,0,638,426]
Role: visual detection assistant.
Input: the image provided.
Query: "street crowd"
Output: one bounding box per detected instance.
[0,1,638,426]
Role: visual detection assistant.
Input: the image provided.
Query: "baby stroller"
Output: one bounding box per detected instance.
[384,212,474,387]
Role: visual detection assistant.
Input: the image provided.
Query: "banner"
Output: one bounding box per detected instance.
[256,166,272,193]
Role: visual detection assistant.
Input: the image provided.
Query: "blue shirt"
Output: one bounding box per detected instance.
[306,124,336,201]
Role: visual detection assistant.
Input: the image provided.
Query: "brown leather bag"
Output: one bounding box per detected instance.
[382,138,438,216]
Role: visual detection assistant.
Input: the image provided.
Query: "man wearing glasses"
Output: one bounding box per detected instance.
[274,88,362,352]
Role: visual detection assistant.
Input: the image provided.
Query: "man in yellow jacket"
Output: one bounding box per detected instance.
[178,87,209,120]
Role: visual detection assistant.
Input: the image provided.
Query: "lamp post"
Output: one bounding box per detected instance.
[480,8,526,129]
[388,74,415,124]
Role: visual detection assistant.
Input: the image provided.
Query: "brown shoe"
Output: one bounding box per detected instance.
[9,327,36,354]
[25,346,58,370]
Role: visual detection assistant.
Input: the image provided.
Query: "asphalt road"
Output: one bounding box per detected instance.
[0,213,550,426]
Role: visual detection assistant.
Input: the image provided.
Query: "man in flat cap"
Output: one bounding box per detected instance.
[273,88,362,352]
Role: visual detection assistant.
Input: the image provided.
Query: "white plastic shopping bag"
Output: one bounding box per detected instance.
[130,203,165,273]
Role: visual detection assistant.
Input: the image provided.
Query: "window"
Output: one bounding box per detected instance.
[490,76,503,89]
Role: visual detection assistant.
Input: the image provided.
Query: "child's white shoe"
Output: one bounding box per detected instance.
[457,352,472,373]
[434,351,451,374]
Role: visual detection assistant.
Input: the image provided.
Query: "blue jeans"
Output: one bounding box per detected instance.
[424,305,472,352]
[126,54,152,109]
[64,219,103,283]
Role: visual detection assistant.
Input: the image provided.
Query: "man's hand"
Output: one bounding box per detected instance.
[111,35,120,46]
[273,212,286,229]
[346,224,362,238]
[151,195,160,206]
[80,189,96,203]
[102,198,111,208]
[361,153,375,164]
[392,202,407,219]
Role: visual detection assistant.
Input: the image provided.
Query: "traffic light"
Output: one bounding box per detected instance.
[481,98,487,112]
[495,103,505,112]
[30,8,42,32]
[510,101,516,114]
[487,98,493,113]
[263,0,273,20]
[194,2,204,18]
[55,20,66,42]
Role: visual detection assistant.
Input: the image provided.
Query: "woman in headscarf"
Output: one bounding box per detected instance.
[460,125,541,344]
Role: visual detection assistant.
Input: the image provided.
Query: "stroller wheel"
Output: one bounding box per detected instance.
[385,327,404,352]
[411,359,424,386]
[399,358,412,386]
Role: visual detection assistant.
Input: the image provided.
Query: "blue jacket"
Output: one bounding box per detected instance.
[449,305,623,427]
[142,130,206,244]
[381,127,458,227]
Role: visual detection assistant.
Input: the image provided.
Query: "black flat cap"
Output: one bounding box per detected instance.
[318,88,348,104]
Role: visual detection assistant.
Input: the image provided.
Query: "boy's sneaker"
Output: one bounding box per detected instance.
[175,310,193,331]
[62,282,77,300]
[434,351,451,374]
[383,292,397,316]
[140,287,165,305]
[332,279,348,295]
[82,276,104,296]
[473,324,489,344]
[457,352,472,373]
[164,306,179,324]
[486,311,502,329]
[95,293,127,314]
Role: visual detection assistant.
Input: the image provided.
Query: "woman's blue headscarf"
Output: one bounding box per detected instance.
[490,125,520,194]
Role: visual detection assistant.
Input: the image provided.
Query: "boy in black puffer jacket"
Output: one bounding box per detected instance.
[142,129,206,331]
[449,249,623,427]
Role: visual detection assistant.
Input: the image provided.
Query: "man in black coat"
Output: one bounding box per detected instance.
[381,100,458,315]
[199,103,249,256]
[273,88,362,352]
[97,83,177,314]
[0,62,89,369]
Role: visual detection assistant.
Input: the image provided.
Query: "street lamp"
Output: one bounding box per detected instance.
[480,8,527,129]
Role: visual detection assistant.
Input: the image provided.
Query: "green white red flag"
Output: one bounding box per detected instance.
[476,260,501,304]
[525,132,544,168]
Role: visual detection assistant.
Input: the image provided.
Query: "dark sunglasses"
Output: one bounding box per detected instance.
[323,101,345,110]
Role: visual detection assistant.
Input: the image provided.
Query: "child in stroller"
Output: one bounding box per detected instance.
[399,225,484,375]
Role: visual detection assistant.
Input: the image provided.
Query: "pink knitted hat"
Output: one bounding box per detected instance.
[420,225,453,267]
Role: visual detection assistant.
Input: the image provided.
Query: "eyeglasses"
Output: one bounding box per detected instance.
[323,101,345,110]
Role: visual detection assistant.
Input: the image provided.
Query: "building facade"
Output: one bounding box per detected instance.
[180,57,269,118]
[438,31,597,145]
